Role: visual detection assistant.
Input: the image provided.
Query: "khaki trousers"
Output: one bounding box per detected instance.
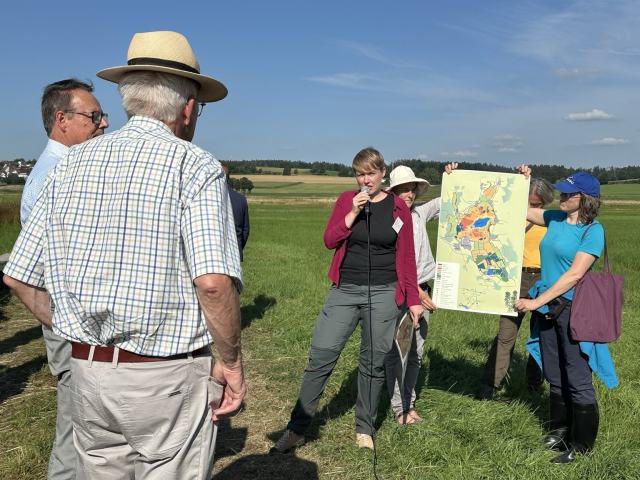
[69,351,223,480]
[42,327,76,480]
[480,271,543,389]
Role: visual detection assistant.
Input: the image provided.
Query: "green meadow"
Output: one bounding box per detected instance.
[0,185,639,479]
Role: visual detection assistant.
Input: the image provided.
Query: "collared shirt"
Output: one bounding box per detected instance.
[5,116,242,356]
[20,139,68,224]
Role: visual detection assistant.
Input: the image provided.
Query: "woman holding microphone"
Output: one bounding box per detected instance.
[270,147,423,453]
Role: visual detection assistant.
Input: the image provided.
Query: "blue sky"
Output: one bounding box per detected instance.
[2,0,640,168]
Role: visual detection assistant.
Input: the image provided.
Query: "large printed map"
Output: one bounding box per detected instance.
[433,170,529,316]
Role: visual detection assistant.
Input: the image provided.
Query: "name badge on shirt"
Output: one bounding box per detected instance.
[392,217,403,233]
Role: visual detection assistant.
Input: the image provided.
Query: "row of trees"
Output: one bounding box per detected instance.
[219,159,354,177]
[227,177,254,194]
[223,158,640,185]
[389,159,640,185]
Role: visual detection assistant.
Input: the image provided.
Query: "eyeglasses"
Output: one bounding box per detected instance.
[559,191,581,199]
[198,102,205,117]
[66,110,108,125]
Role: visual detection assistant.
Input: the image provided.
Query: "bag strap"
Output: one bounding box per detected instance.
[581,223,609,273]
[525,222,535,233]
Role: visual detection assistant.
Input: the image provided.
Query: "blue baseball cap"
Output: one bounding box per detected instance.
[553,172,600,197]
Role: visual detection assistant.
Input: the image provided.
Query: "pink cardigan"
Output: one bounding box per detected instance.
[323,190,420,307]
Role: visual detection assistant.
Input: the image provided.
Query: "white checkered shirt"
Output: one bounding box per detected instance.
[5,116,242,356]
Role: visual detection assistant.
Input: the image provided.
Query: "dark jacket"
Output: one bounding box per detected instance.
[228,187,249,261]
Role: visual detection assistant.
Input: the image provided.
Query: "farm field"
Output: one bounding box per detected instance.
[0,185,639,479]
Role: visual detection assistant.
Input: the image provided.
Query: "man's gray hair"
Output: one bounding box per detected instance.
[118,71,199,123]
[529,178,554,206]
[41,78,94,136]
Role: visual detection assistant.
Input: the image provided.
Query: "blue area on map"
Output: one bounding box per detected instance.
[473,217,490,227]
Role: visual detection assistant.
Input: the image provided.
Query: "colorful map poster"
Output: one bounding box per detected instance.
[433,170,529,316]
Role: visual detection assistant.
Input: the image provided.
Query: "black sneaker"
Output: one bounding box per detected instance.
[474,384,495,400]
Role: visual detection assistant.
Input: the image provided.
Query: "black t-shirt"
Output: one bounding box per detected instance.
[340,194,398,286]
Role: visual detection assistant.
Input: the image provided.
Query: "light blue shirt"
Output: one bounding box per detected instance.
[540,210,604,300]
[20,139,68,224]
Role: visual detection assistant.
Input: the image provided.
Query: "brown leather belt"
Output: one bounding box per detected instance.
[71,343,211,363]
[522,267,541,273]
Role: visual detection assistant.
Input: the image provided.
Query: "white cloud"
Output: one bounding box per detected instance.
[307,73,374,89]
[509,1,640,79]
[339,41,427,69]
[440,151,478,158]
[417,154,428,159]
[554,67,604,77]
[279,146,298,151]
[493,134,523,151]
[306,72,495,103]
[471,144,481,149]
[493,134,521,141]
[564,109,613,121]
[589,138,630,146]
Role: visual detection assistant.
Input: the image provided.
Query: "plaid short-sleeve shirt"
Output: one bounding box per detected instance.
[5,116,242,356]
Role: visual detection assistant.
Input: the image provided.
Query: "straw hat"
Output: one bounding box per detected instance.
[388,166,430,199]
[96,31,227,102]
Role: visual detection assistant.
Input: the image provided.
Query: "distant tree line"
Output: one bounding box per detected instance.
[389,159,640,185]
[220,159,354,177]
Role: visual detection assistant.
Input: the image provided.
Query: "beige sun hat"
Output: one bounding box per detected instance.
[388,166,430,199]
[96,31,227,103]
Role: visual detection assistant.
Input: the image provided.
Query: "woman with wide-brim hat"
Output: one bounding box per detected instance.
[385,162,456,424]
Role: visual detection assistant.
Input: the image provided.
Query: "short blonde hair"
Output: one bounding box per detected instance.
[352,147,385,173]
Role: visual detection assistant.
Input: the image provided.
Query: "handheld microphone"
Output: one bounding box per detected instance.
[360,185,370,214]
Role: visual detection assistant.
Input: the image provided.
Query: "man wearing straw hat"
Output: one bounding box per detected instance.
[4,31,245,479]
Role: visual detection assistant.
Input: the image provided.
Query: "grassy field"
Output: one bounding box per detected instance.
[1,184,639,479]
[598,183,640,201]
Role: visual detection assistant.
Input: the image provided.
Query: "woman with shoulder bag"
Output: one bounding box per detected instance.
[514,169,606,464]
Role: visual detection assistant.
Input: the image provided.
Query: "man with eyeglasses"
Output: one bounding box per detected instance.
[18,78,108,480]
[5,31,244,479]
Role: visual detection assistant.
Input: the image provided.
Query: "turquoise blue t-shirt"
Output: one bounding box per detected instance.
[539,210,604,300]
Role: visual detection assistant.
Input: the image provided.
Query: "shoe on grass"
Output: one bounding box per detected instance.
[356,433,374,449]
[407,409,424,424]
[394,410,423,425]
[474,384,495,400]
[269,429,305,454]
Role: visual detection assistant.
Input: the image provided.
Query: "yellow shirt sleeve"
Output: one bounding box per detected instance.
[522,223,546,268]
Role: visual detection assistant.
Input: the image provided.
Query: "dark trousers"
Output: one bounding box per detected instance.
[287,283,400,436]
[538,301,596,404]
[480,271,542,388]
